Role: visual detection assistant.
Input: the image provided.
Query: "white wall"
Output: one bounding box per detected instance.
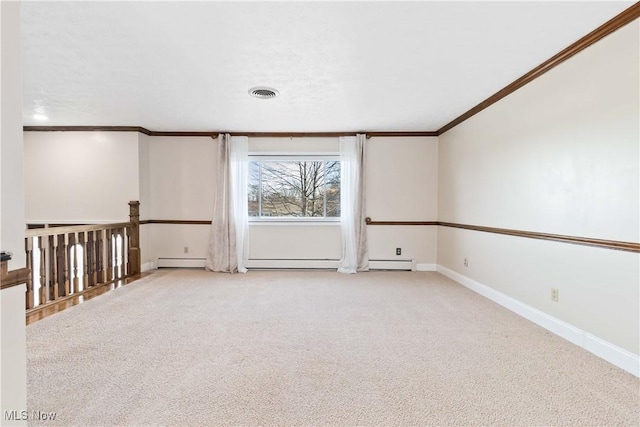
[143,135,437,267]
[147,136,215,220]
[23,131,437,266]
[138,134,150,220]
[1,1,27,423]
[144,136,215,265]
[24,132,139,223]
[438,21,639,355]
[249,224,341,261]
[249,137,339,154]
[366,136,438,266]
[138,133,152,266]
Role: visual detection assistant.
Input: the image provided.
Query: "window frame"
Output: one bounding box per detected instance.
[247,153,341,223]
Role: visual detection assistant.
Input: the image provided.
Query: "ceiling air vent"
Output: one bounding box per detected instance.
[249,87,279,99]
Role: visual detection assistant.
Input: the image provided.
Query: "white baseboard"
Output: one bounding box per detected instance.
[157,258,205,268]
[436,265,639,377]
[141,261,157,272]
[416,263,437,271]
[583,332,639,376]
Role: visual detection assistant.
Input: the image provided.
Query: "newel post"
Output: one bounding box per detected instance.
[128,201,141,275]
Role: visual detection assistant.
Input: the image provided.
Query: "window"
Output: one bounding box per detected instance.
[248,156,340,220]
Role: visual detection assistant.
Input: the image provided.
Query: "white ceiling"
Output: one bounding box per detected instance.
[21,1,633,132]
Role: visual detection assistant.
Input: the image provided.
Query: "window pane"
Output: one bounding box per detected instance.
[325,161,341,217]
[261,162,303,217]
[248,161,260,217]
[248,159,340,219]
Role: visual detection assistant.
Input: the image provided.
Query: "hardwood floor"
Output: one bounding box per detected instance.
[26,272,154,325]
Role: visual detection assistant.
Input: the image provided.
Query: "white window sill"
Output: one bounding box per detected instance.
[248,220,340,226]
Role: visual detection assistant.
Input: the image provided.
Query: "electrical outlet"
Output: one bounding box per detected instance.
[184,246,189,254]
[396,248,401,256]
[551,288,559,302]
[464,258,468,267]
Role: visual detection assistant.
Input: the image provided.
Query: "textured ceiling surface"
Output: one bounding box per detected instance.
[21,1,632,132]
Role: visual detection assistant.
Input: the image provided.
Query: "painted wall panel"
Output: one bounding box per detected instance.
[366,136,438,221]
[138,134,153,265]
[249,137,339,153]
[147,136,216,220]
[438,21,640,354]
[365,136,438,265]
[1,1,27,421]
[439,22,639,242]
[147,223,210,260]
[1,1,26,268]
[367,226,437,264]
[249,224,341,260]
[24,131,139,223]
[438,227,639,354]
[138,134,150,220]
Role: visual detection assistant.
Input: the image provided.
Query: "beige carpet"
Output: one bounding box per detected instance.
[27,270,639,426]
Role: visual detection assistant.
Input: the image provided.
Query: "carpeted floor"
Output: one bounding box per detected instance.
[27,270,639,426]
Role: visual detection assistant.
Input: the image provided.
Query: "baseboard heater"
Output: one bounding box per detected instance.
[369,260,416,271]
[247,259,416,271]
[157,258,416,271]
[157,258,207,268]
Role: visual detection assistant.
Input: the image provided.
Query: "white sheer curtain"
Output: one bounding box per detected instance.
[230,135,249,273]
[337,134,369,273]
[205,134,249,273]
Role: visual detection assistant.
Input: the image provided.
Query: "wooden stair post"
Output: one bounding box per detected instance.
[128,201,141,275]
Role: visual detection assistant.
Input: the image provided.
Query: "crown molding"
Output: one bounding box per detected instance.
[22,4,640,139]
[23,126,438,138]
[437,3,640,135]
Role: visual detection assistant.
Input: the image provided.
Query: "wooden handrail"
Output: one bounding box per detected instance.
[140,219,211,225]
[0,261,30,291]
[24,202,141,311]
[25,222,132,238]
[363,217,640,253]
[437,221,640,253]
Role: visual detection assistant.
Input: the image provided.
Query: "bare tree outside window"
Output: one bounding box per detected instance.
[249,160,340,218]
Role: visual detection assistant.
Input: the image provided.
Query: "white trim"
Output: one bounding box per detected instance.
[416,263,437,271]
[436,265,639,377]
[248,219,341,225]
[583,333,640,377]
[157,258,205,268]
[141,261,157,272]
